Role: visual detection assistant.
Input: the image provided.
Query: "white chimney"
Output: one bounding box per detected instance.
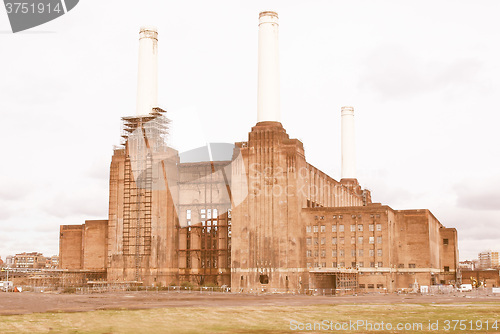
[136,26,158,116]
[341,106,356,179]
[257,11,280,123]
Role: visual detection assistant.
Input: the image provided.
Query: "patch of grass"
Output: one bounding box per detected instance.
[1,303,500,333]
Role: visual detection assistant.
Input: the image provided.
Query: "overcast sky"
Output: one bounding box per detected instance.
[1,0,499,261]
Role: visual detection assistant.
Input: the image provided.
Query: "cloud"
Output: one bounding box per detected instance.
[358,44,483,100]
[454,177,500,211]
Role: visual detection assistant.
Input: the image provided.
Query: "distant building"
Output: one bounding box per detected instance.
[14,252,46,269]
[46,255,59,269]
[459,260,476,270]
[5,255,14,268]
[478,250,499,269]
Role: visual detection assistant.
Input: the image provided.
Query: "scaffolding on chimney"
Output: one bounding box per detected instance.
[120,107,170,281]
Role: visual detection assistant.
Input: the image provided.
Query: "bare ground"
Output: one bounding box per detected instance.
[1,291,499,315]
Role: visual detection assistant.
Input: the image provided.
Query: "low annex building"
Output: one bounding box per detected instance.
[59,12,458,293]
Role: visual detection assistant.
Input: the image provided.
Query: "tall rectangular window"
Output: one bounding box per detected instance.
[332,225,337,232]
[377,236,382,244]
[358,224,363,232]
[358,236,364,244]
[320,225,326,232]
[350,224,356,232]
[306,226,311,233]
[376,224,382,231]
[369,237,374,244]
[332,250,337,257]
[313,226,319,233]
[332,237,337,245]
[339,225,344,232]
[377,249,382,257]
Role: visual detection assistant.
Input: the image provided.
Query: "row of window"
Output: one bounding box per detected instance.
[307,249,383,258]
[307,224,382,233]
[186,208,232,220]
[359,284,384,289]
[307,262,384,268]
[314,214,381,220]
[306,236,382,245]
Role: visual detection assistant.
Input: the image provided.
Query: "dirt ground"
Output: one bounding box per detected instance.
[1,291,499,315]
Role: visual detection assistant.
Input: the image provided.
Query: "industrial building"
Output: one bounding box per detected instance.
[59,11,458,293]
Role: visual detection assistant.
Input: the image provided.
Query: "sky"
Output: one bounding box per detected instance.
[0,0,499,261]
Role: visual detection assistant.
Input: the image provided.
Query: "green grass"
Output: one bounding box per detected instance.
[1,303,500,333]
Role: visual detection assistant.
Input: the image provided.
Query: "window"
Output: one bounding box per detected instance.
[352,215,356,219]
[351,261,356,267]
[320,225,326,232]
[369,237,375,244]
[358,249,364,257]
[444,266,450,272]
[306,226,311,233]
[307,262,311,268]
[368,284,374,289]
[339,215,343,219]
[313,226,319,233]
[376,214,380,218]
[370,262,375,268]
[378,262,383,267]
[339,237,344,244]
[351,249,356,257]
[398,263,404,268]
[332,250,337,257]
[359,262,364,267]
[321,249,326,257]
[376,224,382,231]
[409,263,416,268]
[306,237,312,245]
[314,250,318,257]
[314,238,318,245]
[377,236,382,244]
[332,262,337,267]
[377,284,384,289]
[320,237,325,245]
[333,215,337,219]
[332,225,337,232]
[339,224,344,232]
[321,262,326,267]
[359,284,366,289]
[358,224,363,232]
[332,237,337,245]
[351,237,355,244]
[201,209,206,219]
[369,224,374,231]
[186,209,191,220]
[314,262,319,267]
[358,236,364,244]
[306,250,312,257]
[339,249,345,257]
[350,224,356,232]
[339,262,345,267]
[443,239,449,245]
[369,249,374,257]
[377,249,382,257]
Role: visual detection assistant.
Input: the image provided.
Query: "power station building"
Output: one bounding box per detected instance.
[59,12,458,293]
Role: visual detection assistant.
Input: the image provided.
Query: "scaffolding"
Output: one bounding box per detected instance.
[310,269,358,295]
[120,108,170,281]
[177,161,233,286]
